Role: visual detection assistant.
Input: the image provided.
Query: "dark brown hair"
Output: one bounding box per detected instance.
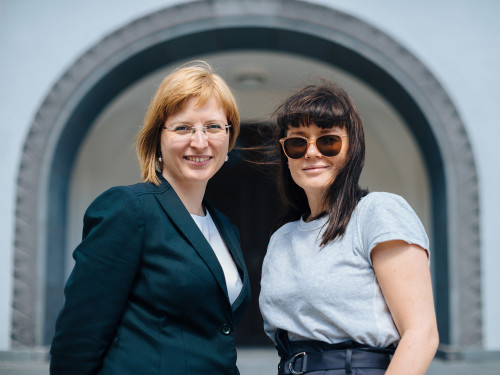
[275,82,368,245]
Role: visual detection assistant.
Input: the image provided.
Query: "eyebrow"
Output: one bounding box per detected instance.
[167,119,226,125]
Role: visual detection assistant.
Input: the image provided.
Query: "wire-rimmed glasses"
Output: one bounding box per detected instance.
[163,121,231,139]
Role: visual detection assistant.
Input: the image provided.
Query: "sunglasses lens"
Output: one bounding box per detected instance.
[283,137,307,159]
[316,135,342,156]
[282,135,343,158]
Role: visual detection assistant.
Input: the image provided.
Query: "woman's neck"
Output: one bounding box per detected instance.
[305,190,327,221]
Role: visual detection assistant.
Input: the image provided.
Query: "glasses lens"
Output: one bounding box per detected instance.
[170,125,192,136]
[283,137,308,159]
[205,123,228,137]
[316,135,342,156]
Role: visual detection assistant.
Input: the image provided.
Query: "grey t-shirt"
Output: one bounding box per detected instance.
[259,192,429,347]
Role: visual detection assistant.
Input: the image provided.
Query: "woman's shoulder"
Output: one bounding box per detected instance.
[264,220,300,256]
[95,180,170,200]
[360,191,408,205]
[81,184,150,237]
[270,220,301,241]
[356,191,422,224]
[86,181,166,217]
[127,180,171,195]
[85,185,140,214]
[357,191,414,216]
[355,191,428,250]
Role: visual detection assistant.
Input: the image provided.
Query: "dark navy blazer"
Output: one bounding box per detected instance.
[50,174,251,375]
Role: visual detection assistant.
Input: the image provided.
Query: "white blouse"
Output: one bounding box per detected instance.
[191,211,243,304]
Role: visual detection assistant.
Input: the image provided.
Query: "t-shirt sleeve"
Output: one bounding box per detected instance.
[358,192,429,265]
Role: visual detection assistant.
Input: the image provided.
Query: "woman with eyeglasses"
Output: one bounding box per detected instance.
[50,62,251,375]
[259,82,438,375]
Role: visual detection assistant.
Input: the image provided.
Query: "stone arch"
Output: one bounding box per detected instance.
[13,0,480,353]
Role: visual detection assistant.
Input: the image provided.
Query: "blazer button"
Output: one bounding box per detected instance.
[221,323,232,335]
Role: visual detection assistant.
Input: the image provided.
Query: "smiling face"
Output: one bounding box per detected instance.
[286,123,349,202]
[160,96,229,192]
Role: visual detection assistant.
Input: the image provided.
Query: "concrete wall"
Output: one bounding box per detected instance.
[0,0,498,350]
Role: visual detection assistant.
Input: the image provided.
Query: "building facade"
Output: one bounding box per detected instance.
[1,0,499,360]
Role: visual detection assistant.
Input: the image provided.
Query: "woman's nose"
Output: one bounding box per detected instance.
[190,127,209,148]
[304,139,321,158]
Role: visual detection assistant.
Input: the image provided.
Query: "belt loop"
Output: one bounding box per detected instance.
[275,329,292,357]
[345,348,352,375]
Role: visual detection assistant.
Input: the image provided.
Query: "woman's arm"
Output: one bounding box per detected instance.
[371,240,439,375]
[50,186,144,375]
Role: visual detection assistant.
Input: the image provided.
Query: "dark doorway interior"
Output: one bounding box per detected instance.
[206,123,281,346]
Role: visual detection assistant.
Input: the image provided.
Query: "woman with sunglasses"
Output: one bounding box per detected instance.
[259,82,438,375]
[50,62,251,375]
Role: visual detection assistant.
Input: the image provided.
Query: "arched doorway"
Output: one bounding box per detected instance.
[66,50,431,346]
[13,0,479,355]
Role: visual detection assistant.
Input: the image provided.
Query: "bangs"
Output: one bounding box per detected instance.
[190,83,216,107]
[185,78,234,118]
[194,86,228,114]
[278,111,347,129]
[276,87,350,132]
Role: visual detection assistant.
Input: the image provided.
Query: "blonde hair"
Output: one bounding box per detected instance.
[135,61,240,185]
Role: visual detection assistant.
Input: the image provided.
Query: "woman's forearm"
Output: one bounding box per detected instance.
[385,327,439,375]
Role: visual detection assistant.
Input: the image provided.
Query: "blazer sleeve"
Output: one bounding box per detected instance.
[50,186,145,375]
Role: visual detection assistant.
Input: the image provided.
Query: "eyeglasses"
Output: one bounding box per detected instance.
[279,134,347,159]
[163,122,231,138]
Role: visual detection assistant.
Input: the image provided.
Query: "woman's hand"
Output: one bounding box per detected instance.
[371,240,439,375]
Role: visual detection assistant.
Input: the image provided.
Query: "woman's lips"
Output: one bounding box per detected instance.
[303,165,328,171]
[184,155,212,163]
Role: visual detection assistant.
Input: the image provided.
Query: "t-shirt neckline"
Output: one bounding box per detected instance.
[298,214,329,231]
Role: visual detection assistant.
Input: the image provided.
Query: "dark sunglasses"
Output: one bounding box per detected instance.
[279,134,347,159]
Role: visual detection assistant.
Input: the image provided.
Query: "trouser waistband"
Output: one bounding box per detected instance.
[275,330,395,375]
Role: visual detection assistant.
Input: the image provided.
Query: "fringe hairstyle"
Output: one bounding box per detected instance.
[274,82,368,245]
[135,61,240,185]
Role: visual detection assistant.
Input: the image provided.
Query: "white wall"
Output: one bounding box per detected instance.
[0,0,498,350]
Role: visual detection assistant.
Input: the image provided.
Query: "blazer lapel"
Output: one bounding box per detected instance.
[206,202,245,276]
[206,202,250,313]
[153,179,229,300]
